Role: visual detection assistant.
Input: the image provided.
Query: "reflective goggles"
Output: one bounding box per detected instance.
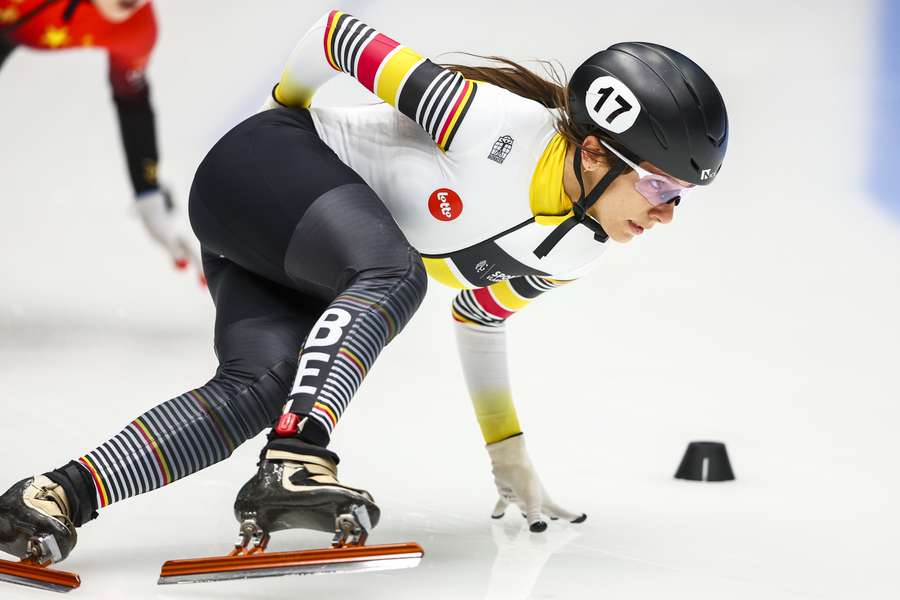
[600,140,694,206]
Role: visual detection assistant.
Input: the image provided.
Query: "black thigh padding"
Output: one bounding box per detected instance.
[284,183,418,297]
[206,256,323,375]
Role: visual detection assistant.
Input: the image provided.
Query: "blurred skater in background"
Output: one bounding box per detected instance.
[0,0,201,280]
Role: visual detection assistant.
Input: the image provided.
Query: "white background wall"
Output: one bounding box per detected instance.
[1,1,898,598]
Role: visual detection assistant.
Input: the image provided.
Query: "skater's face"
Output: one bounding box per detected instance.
[93,0,148,23]
[575,136,683,244]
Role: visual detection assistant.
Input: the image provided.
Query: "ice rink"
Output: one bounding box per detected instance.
[2,1,899,598]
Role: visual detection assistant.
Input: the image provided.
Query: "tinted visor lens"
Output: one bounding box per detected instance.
[635,175,691,206]
[600,141,692,206]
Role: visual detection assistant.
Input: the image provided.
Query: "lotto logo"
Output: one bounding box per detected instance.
[428,188,463,221]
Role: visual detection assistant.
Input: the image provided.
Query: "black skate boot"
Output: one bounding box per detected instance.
[0,476,76,563]
[0,476,81,591]
[158,444,423,584]
[234,445,380,545]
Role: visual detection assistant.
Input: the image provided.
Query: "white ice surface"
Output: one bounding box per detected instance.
[2,1,899,599]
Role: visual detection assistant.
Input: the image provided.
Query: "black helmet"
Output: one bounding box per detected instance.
[568,42,728,186]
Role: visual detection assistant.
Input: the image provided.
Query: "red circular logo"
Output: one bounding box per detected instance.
[428,188,463,222]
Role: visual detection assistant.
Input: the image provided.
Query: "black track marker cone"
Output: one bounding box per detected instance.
[675,441,735,482]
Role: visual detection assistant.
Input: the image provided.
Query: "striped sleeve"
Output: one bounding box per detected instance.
[276,10,478,152]
[451,276,573,328]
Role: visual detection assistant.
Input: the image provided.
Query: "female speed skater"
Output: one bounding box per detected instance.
[0,7,728,579]
[0,0,200,279]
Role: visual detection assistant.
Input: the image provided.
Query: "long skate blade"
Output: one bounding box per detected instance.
[158,542,424,585]
[0,558,81,593]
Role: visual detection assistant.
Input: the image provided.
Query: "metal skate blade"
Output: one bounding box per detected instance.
[158,542,424,585]
[0,558,81,593]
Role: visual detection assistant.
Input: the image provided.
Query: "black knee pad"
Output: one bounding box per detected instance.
[356,246,426,285]
[399,248,428,306]
[214,314,306,381]
[224,360,297,439]
[352,248,428,339]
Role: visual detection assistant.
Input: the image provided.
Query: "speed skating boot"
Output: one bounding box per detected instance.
[157,444,424,585]
[234,448,380,538]
[0,476,81,592]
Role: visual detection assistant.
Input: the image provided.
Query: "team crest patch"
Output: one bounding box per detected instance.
[428,188,463,221]
[488,135,514,164]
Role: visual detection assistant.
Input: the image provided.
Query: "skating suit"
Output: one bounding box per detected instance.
[276,10,607,297]
[271,10,610,442]
[0,0,160,194]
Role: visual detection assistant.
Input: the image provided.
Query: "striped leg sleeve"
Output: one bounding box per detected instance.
[75,378,275,508]
[286,263,427,438]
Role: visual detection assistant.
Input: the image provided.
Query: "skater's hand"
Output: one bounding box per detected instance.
[135,187,205,285]
[486,434,586,533]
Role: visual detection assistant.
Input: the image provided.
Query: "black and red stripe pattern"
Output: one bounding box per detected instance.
[322,9,477,151]
[452,276,569,328]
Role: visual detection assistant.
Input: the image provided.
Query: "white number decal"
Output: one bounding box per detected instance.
[585,76,640,134]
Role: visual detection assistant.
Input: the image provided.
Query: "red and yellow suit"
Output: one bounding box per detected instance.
[0,0,160,194]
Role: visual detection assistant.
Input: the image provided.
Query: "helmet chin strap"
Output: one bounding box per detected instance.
[533,146,626,259]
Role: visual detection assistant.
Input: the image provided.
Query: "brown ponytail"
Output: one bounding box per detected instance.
[441,55,610,161]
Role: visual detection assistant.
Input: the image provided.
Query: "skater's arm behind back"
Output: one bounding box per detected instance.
[271,8,484,152]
